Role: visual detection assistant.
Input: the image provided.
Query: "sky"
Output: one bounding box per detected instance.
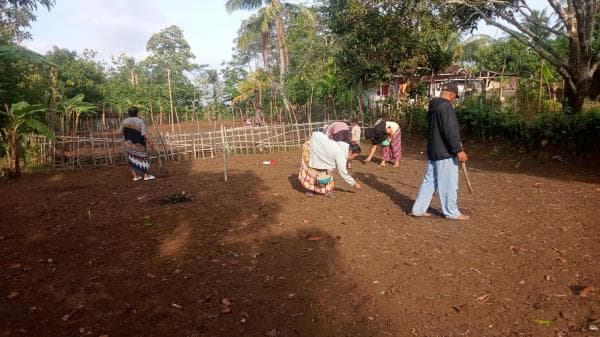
[22,0,549,69]
[22,0,271,68]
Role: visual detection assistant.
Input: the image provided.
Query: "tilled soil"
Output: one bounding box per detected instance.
[1,142,599,337]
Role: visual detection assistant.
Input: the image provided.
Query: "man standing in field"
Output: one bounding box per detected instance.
[411,82,469,220]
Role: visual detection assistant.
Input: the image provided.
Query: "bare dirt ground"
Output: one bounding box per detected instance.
[1,140,599,337]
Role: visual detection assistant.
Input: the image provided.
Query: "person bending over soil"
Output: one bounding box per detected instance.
[298,131,361,197]
[365,120,402,167]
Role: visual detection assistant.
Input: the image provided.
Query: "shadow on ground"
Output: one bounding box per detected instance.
[353,171,415,215]
[0,161,384,337]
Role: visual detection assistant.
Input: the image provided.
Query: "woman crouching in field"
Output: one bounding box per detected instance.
[298,131,361,197]
[119,106,155,181]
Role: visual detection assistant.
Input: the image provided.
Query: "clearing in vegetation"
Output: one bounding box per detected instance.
[1,142,599,337]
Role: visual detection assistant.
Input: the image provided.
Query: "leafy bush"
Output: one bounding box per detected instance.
[401,104,428,136]
[455,99,600,156]
[403,97,600,156]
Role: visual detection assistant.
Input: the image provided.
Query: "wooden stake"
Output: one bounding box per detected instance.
[221,124,228,182]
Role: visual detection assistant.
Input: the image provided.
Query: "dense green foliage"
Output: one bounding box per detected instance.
[0,101,54,177]
[406,99,600,156]
[458,101,600,155]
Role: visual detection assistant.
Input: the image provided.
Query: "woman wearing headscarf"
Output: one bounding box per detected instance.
[380,121,402,167]
[298,131,362,197]
[364,120,402,167]
[119,106,155,181]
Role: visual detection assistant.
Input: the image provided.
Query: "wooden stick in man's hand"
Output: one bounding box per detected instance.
[461,162,474,194]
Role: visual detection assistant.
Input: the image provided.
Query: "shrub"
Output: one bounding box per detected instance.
[399,97,598,157]
[454,98,600,156]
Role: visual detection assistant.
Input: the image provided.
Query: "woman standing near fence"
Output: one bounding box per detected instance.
[119,106,155,181]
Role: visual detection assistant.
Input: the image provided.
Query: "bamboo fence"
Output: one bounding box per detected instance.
[29,122,328,170]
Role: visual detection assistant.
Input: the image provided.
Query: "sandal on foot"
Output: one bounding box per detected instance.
[144,174,156,181]
[133,176,143,182]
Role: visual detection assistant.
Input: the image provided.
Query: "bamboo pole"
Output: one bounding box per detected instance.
[221,124,228,182]
[251,126,256,154]
[199,130,206,159]
[91,137,96,168]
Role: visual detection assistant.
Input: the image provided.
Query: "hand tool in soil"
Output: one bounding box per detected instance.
[460,161,474,194]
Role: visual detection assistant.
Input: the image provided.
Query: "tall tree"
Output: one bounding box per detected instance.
[45,47,105,104]
[145,25,197,126]
[460,34,495,69]
[145,25,196,83]
[0,44,53,106]
[226,0,315,113]
[236,10,274,68]
[0,0,55,43]
[448,0,600,112]
[323,0,460,86]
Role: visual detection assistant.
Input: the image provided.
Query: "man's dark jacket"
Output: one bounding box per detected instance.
[426,97,463,161]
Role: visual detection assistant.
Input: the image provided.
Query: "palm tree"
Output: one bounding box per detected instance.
[0,101,54,178]
[460,34,494,70]
[233,70,271,110]
[237,10,273,68]
[226,0,314,114]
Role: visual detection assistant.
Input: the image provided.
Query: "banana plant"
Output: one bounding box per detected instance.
[0,101,54,178]
[57,94,96,135]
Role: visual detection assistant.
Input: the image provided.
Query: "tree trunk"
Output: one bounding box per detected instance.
[262,32,271,68]
[167,68,175,134]
[538,60,544,112]
[272,0,290,114]
[499,55,506,102]
[7,131,21,178]
[564,83,585,114]
[102,104,106,128]
[192,90,196,122]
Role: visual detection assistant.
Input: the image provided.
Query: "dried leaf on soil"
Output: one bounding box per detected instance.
[220,306,232,314]
[221,298,232,306]
[307,236,322,241]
